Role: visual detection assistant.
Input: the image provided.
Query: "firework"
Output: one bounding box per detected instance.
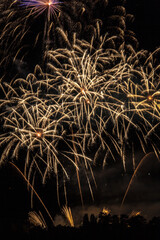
[0,72,78,183]
[0,99,93,204]
[2,30,160,182]
[129,211,141,218]
[101,207,111,216]
[98,47,160,170]
[17,0,61,51]
[62,205,74,227]
[121,152,155,207]
[29,211,48,229]
[0,69,95,205]
[0,0,61,73]
[127,67,160,124]
[0,0,138,80]
[44,32,135,172]
[10,162,54,225]
[44,32,123,168]
[121,58,160,162]
[45,35,154,173]
[0,103,68,180]
[18,0,60,19]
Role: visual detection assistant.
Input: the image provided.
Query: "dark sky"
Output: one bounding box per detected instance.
[126,0,160,50]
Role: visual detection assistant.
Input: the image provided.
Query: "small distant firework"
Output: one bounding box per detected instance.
[62,205,74,227]
[0,0,61,71]
[18,0,60,19]
[129,211,141,218]
[28,211,48,229]
[11,161,54,224]
[101,207,111,216]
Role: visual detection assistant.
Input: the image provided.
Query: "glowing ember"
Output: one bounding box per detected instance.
[102,208,111,216]
[85,98,90,104]
[36,131,42,138]
[147,95,153,101]
[81,88,86,95]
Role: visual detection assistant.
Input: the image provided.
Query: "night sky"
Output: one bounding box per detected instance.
[1,0,160,228]
[127,0,160,51]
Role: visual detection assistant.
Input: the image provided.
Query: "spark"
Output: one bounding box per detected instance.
[147,95,153,102]
[80,88,86,95]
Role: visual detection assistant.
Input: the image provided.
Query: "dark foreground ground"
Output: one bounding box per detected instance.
[2,212,160,240]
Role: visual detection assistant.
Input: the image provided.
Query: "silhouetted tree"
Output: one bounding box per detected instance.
[129,215,146,228]
[90,214,97,226]
[112,214,120,225]
[120,214,129,227]
[82,214,89,228]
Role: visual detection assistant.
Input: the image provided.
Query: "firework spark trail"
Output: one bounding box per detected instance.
[10,162,54,225]
[28,210,48,229]
[71,129,84,206]
[121,152,156,207]
[62,205,74,227]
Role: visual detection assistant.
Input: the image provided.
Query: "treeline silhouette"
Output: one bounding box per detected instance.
[3,211,160,240]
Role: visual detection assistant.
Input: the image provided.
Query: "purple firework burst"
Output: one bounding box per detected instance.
[17,0,60,18]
